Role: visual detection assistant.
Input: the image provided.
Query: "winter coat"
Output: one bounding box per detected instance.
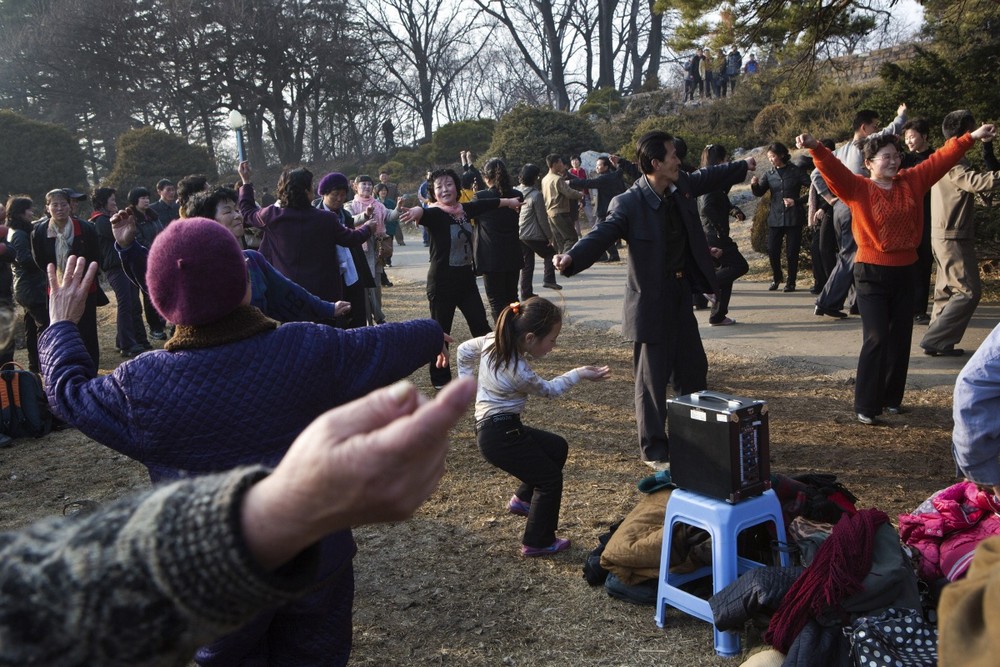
[899,480,1000,581]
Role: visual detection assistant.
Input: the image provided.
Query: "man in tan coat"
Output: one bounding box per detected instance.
[920,110,1000,357]
[541,154,583,252]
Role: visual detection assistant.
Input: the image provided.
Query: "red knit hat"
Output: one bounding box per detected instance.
[147,217,247,326]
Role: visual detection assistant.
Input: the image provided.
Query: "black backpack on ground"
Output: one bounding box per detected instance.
[0,362,52,439]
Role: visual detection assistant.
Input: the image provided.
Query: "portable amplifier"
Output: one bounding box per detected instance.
[667,390,770,503]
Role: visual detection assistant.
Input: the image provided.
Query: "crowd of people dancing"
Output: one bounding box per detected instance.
[2,102,1000,665]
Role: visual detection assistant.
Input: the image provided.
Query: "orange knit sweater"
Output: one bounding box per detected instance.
[811,133,975,266]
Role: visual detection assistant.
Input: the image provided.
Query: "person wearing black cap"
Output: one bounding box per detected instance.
[61,188,88,221]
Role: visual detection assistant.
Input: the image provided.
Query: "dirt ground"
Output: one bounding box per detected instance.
[0,265,961,666]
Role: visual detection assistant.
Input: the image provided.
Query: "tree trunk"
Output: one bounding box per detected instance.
[597,0,618,89]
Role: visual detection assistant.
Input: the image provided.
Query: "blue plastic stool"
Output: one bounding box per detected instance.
[654,488,790,657]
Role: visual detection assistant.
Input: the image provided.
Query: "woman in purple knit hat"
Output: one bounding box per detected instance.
[38,218,450,667]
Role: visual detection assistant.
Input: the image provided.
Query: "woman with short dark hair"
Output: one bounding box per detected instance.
[751,141,811,292]
[5,196,46,370]
[126,186,166,339]
[699,144,749,326]
[475,158,525,321]
[92,186,148,357]
[400,168,522,387]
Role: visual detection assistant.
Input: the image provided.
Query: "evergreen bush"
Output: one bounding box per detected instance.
[105,128,216,194]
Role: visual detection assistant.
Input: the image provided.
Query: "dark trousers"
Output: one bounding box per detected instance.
[428,267,491,387]
[20,300,48,373]
[78,298,102,369]
[716,75,728,97]
[853,263,915,416]
[483,270,519,323]
[477,416,568,548]
[818,212,838,278]
[767,225,801,286]
[341,280,368,329]
[808,226,827,292]
[817,201,856,311]
[913,218,933,316]
[106,267,147,351]
[633,277,707,462]
[196,550,354,667]
[710,242,749,323]
[519,240,556,300]
[141,290,164,334]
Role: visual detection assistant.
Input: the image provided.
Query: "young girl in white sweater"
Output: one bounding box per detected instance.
[457,297,610,556]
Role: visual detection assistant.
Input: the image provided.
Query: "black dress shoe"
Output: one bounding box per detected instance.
[814,305,848,319]
[783,284,796,292]
[768,281,780,291]
[914,314,931,325]
[922,346,965,357]
[885,406,907,415]
[543,282,562,290]
[809,286,822,295]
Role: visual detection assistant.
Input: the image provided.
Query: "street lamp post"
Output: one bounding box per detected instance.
[227,110,247,163]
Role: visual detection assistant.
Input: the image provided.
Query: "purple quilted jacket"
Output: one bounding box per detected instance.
[38,317,443,666]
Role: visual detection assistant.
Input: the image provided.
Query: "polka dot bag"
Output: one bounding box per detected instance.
[847,607,937,667]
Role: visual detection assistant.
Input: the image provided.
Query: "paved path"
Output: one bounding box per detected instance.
[386,238,999,392]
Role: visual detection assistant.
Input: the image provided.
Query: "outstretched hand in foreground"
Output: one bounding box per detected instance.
[241,378,476,569]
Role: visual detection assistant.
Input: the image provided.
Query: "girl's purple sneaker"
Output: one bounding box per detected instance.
[521,538,571,557]
[507,495,531,517]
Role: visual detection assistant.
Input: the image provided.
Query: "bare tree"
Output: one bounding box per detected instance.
[473,0,579,110]
[362,0,491,143]
[617,0,664,92]
[442,45,549,121]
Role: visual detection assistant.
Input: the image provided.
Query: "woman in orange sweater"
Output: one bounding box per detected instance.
[797,122,996,424]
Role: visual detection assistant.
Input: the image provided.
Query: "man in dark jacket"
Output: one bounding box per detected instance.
[554,131,754,469]
[149,178,180,226]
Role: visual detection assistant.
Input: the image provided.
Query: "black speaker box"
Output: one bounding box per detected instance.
[667,390,770,503]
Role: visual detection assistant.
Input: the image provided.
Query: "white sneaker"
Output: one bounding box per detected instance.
[643,460,670,471]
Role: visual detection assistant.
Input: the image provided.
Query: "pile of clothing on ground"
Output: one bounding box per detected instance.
[583,472,1000,666]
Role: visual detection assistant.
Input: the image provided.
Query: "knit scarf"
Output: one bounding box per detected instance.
[49,219,75,280]
[763,507,889,653]
[347,195,386,254]
[165,305,278,351]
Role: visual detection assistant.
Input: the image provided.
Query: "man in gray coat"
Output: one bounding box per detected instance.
[554,131,754,469]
